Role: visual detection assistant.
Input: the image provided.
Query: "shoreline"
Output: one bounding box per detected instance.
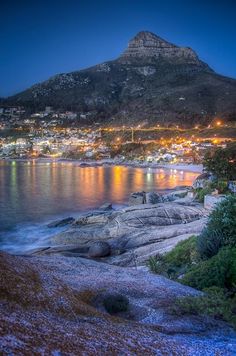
[0,157,203,173]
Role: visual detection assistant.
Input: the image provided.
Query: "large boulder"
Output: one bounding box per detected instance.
[88,241,111,257]
[129,191,163,205]
[145,192,162,204]
[162,190,189,202]
[204,194,226,210]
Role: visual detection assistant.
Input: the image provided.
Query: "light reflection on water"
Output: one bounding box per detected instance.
[0,160,199,236]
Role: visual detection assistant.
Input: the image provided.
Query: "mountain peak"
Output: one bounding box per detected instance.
[131,31,175,46]
[120,30,199,62]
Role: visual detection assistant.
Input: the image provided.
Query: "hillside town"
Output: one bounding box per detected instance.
[0,105,235,164]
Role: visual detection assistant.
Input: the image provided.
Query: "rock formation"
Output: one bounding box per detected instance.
[120,31,199,63]
[0,252,235,354]
[29,190,207,266]
[88,241,111,257]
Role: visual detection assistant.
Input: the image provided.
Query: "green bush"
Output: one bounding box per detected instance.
[147,236,199,279]
[171,287,236,329]
[211,180,229,194]
[197,195,236,258]
[203,143,236,180]
[197,229,223,259]
[181,247,236,290]
[195,186,213,203]
[103,294,129,314]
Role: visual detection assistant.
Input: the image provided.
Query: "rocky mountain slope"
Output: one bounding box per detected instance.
[1,251,235,354]
[7,31,236,125]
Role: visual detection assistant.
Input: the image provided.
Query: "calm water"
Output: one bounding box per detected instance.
[0,160,199,251]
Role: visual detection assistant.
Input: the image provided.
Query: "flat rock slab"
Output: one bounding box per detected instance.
[47,217,75,228]
[106,203,205,235]
[1,252,235,355]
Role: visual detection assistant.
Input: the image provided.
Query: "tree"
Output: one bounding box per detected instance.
[203,143,236,180]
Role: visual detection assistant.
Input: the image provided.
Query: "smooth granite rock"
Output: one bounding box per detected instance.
[1,252,235,355]
[88,241,111,258]
[146,192,162,204]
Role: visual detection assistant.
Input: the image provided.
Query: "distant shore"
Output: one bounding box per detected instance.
[0,157,203,173]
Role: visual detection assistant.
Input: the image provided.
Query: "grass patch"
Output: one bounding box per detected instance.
[171,287,236,329]
[147,236,199,279]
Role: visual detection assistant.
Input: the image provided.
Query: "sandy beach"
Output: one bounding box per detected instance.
[1,157,203,173]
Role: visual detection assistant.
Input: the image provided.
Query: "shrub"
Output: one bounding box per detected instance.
[147,255,165,274]
[181,247,236,290]
[103,294,129,314]
[197,229,223,259]
[211,179,229,194]
[147,236,199,279]
[170,287,236,329]
[197,195,236,258]
[194,179,230,203]
[195,186,213,203]
[203,143,236,180]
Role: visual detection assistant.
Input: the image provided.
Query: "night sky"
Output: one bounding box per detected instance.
[1,0,236,97]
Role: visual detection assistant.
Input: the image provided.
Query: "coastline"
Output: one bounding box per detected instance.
[0,157,203,173]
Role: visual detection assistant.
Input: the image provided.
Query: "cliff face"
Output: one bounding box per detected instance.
[6,31,236,126]
[120,31,199,62]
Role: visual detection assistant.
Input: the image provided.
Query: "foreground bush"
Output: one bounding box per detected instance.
[103,294,129,314]
[197,195,236,258]
[171,287,236,329]
[147,236,198,279]
[181,247,236,290]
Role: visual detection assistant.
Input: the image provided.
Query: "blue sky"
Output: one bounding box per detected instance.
[1,0,236,97]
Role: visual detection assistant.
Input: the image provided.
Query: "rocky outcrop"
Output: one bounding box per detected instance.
[0,252,235,354]
[120,31,199,63]
[47,217,75,228]
[107,203,204,230]
[129,189,190,206]
[99,202,113,211]
[41,201,207,266]
[74,210,113,225]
